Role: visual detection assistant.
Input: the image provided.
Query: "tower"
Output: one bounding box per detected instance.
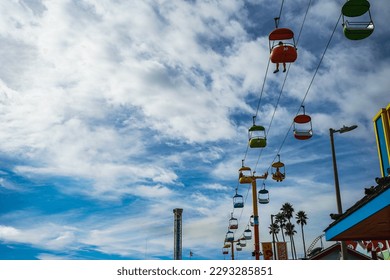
[173,208,183,260]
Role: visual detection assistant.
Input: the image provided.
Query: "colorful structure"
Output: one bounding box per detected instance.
[373,103,390,177]
[324,103,390,259]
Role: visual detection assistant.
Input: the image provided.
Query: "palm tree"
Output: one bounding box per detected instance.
[268,222,280,242]
[296,210,308,259]
[281,203,296,259]
[274,212,286,242]
[284,222,297,259]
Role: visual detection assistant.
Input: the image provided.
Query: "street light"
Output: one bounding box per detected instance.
[329,124,357,260]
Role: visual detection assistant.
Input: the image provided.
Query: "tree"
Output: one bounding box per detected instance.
[281,203,296,259]
[274,212,286,242]
[284,222,297,259]
[268,222,280,242]
[296,210,308,259]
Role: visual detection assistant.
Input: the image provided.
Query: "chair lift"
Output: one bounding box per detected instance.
[269,17,297,65]
[258,183,270,204]
[293,105,313,140]
[236,243,243,251]
[229,213,238,230]
[244,226,252,240]
[271,154,285,182]
[239,160,253,184]
[222,247,229,255]
[233,188,244,208]
[226,230,234,242]
[250,215,254,227]
[239,237,247,247]
[341,0,374,40]
[249,116,267,148]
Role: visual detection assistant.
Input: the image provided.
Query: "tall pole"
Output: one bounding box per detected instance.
[231,241,235,260]
[271,214,277,260]
[173,208,183,260]
[251,179,260,260]
[329,129,343,214]
[329,126,357,260]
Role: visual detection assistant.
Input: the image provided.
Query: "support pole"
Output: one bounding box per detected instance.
[252,179,260,260]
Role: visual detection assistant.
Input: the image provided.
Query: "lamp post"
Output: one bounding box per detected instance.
[329,125,357,260]
[271,214,277,260]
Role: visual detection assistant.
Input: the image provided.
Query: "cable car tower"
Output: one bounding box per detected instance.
[237,161,268,260]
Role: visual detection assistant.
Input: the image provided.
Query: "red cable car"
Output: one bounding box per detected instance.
[269,28,297,64]
[229,213,238,230]
[293,105,313,140]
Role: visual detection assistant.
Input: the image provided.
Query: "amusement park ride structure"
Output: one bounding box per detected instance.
[222,0,375,260]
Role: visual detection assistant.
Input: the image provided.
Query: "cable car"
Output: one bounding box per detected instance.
[224,241,231,248]
[271,154,285,182]
[226,230,234,242]
[233,188,244,208]
[229,213,238,230]
[269,28,297,64]
[293,105,313,140]
[239,238,247,247]
[222,247,229,255]
[258,183,270,204]
[239,163,253,184]
[249,116,267,148]
[250,215,254,227]
[236,244,243,251]
[341,0,374,40]
[244,227,252,240]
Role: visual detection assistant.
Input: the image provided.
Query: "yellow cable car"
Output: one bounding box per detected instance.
[271,154,285,182]
[239,163,253,184]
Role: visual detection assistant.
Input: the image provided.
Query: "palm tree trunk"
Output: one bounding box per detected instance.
[301,224,307,258]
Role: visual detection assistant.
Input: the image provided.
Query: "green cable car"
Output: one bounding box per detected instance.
[341,0,374,40]
[249,116,267,148]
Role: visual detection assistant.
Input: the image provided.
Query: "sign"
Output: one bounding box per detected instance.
[261,242,273,260]
[276,242,288,260]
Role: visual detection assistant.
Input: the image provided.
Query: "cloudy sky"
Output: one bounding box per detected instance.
[0,0,388,260]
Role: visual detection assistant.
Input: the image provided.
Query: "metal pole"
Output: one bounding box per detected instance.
[329,129,343,214]
[231,241,235,260]
[329,129,348,260]
[251,179,260,260]
[271,214,277,260]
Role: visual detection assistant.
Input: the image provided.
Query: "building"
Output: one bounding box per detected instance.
[324,103,390,259]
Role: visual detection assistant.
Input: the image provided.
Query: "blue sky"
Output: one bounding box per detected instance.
[0,0,389,260]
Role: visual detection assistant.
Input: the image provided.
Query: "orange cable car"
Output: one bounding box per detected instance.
[269,28,297,64]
